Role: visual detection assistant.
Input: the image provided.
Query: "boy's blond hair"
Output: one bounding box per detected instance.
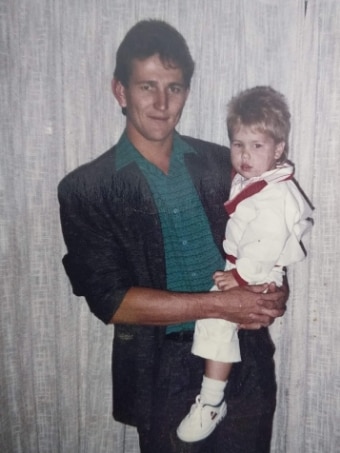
[227,86,291,163]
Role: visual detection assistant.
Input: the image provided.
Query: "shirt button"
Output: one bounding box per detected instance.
[173,208,179,214]
[182,239,188,246]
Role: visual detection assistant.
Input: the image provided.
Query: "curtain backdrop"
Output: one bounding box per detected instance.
[1,0,339,452]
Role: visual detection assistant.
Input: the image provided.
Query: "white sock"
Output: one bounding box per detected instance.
[200,375,227,406]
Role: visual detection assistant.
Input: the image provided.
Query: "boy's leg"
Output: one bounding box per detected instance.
[205,359,232,381]
[176,316,238,443]
[201,359,232,405]
[192,318,241,363]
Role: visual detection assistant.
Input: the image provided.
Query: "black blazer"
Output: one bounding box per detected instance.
[58,135,275,427]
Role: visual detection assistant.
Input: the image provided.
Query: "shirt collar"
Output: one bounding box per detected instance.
[115,131,196,171]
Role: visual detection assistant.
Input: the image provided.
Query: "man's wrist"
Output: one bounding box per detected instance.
[195,291,229,320]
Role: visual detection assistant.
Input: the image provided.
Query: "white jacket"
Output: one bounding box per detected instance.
[223,163,313,286]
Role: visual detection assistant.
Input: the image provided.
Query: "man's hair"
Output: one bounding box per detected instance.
[227,86,291,162]
[113,19,195,88]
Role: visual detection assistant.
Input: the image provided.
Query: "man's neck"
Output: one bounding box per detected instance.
[126,129,174,174]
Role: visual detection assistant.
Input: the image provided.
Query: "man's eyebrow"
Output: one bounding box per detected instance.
[135,80,186,88]
[169,82,186,87]
[136,80,156,84]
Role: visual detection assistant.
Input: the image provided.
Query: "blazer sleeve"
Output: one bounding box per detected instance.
[58,171,133,324]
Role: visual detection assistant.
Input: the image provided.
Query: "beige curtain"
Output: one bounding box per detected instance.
[1,0,339,451]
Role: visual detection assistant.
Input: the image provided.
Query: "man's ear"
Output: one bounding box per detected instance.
[275,141,285,160]
[111,79,127,108]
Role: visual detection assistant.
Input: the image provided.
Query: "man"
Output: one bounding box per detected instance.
[58,20,287,453]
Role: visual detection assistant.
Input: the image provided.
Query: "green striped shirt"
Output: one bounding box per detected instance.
[116,132,224,333]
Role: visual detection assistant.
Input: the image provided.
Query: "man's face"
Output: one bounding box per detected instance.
[113,54,189,147]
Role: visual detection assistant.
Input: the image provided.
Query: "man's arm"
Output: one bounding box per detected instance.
[111,283,287,328]
[58,171,288,329]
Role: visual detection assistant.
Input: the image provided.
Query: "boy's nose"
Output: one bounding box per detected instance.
[241,148,250,160]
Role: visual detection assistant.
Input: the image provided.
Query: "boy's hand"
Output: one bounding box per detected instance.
[213,270,238,291]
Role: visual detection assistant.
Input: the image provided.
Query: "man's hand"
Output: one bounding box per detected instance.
[237,282,288,329]
[214,282,288,330]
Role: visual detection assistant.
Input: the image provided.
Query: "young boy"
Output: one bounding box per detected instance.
[177,86,314,443]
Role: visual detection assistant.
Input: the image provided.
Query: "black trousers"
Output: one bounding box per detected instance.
[137,331,276,453]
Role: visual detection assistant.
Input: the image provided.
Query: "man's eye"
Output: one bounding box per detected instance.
[255,143,262,149]
[169,85,183,94]
[141,84,152,91]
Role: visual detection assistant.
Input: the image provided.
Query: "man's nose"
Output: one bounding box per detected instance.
[154,89,168,110]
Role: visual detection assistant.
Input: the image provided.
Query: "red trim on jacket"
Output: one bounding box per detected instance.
[224,180,268,215]
[224,173,293,215]
[231,268,248,286]
[225,253,236,264]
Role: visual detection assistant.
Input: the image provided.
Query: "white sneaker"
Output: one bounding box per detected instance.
[177,395,227,442]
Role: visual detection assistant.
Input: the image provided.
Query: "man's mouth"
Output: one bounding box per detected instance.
[149,115,168,122]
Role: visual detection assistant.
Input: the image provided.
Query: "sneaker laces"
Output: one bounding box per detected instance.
[190,396,204,427]
[189,395,220,427]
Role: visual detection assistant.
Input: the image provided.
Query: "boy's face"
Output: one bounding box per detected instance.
[112,54,189,148]
[230,124,284,179]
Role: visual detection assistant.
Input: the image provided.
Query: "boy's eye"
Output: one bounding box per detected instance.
[255,143,262,149]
